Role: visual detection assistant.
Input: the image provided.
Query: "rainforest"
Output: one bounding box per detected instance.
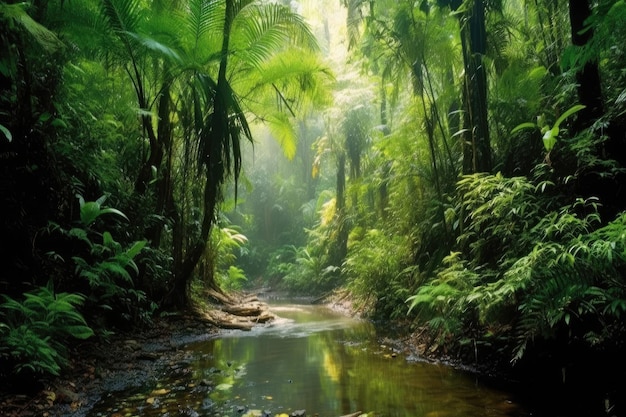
[1,0,626,416]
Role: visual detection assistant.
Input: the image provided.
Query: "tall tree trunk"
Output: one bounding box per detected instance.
[465,0,491,173]
[333,153,348,267]
[568,0,603,131]
[145,81,173,246]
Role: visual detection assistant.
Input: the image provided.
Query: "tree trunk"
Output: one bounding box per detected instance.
[167,0,235,308]
[458,0,491,173]
[568,0,604,131]
[466,0,491,173]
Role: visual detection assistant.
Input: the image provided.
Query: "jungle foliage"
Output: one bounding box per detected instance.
[1,0,329,383]
[243,0,626,392]
[2,0,626,400]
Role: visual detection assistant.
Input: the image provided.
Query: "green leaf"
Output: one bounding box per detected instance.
[125,240,147,259]
[511,122,537,134]
[542,127,558,151]
[0,124,11,142]
[0,2,64,51]
[99,207,129,221]
[126,32,182,63]
[553,104,586,129]
[63,325,94,339]
[80,201,102,225]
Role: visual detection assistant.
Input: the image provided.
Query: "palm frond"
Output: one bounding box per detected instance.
[183,0,224,53]
[100,0,142,35]
[126,32,181,63]
[244,48,332,114]
[265,112,298,160]
[232,2,318,69]
[0,2,63,51]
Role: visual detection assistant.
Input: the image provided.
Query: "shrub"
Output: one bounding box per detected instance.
[0,284,93,378]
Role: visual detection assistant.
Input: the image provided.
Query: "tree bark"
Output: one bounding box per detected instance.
[465,0,491,173]
[568,0,604,131]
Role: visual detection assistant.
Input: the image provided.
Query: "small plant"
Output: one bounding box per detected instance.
[0,283,93,378]
[72,231,148,322]
[47,195,150,326]
[512,104,586,154]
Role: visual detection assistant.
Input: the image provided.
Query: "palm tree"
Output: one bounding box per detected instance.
[62,0,329,307]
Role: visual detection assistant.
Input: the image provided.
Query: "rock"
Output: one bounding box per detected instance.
[291,409,306,417]
[136,352,159,361]
[124,340,142,351]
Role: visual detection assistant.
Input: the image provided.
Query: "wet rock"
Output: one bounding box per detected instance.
[291,409,306,417]
[124,340,142,351]
[181,406,200,417]
[136,352,159,361]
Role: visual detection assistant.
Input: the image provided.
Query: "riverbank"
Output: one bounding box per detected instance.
[0,290,356,417]
[0,311,220,417]
[2,290,622,417]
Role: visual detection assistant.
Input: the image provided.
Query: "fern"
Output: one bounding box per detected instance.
[0,284,93,377]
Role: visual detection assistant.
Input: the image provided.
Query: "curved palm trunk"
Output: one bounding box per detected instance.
[168,0,236,308]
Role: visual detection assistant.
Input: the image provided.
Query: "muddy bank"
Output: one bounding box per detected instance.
[0,312,220,417]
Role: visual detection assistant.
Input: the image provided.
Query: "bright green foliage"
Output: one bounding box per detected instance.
[278,245,336,294]
[407,171,626,362]
[72,231,148,322]
[407,252,479,340]
[205,225,250,292]
[78,195,129,227]
[0,284,93,377]
[344,228,413,318]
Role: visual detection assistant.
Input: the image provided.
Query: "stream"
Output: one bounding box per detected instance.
[86,300,536,417]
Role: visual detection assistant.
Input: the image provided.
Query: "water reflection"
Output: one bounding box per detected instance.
[87,303,532,417]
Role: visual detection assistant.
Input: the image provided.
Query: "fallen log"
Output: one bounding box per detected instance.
[203,288,275,330]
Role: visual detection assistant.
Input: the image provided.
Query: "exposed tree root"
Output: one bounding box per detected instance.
[201,288,276,331]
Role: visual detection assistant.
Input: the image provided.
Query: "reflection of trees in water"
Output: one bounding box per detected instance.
[182,308,527,416]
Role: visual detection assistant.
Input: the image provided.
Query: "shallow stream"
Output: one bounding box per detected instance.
[87,301,536,417]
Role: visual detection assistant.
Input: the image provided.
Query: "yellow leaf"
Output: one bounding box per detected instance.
[146,397,155,405]
[43,390,56,403]
[150,388,170,396]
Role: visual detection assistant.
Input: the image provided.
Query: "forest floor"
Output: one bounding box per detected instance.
[0,310,219,417]
[0,289,279,417]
